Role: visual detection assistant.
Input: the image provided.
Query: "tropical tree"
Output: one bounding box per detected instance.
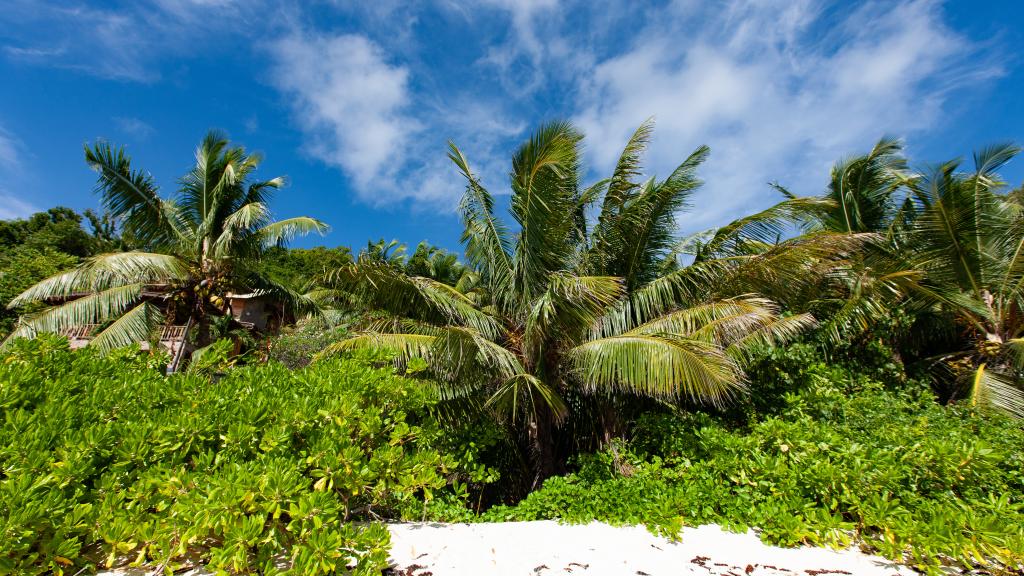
[4,131,327,352]
[741,139,1024,417]
[319,121,816,484]
[698,138,922,346]
[405,241,466,286]
[896,144,1024,416]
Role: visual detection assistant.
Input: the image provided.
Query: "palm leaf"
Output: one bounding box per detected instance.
[509,120,583,304]
[600,118,653,221]
[85,141,185,248]
[569,333,743,404]
[449,142,514,306]
[88,301,164,353]
[969,364,1024,418]
[486,373,568,425]
[260,217,329,248]
[9,252,188,307]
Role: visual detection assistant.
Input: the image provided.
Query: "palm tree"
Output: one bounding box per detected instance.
[319,121,815,484]
[4,131,327,352]
[405,241,466,286]
[897,144,1024,416]
[717,138,922,344]
[752,139,1024,417]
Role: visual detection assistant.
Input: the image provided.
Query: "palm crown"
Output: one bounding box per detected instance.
[320,121,814,481]
[4,131,327,352]
[900,144,1024,416]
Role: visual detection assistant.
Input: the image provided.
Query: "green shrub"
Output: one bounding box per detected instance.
[482,377,1024,574]
[0,336,470,575]
[269,323,353,370]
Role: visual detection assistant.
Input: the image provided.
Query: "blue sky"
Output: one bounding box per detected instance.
[1,0,1022,252]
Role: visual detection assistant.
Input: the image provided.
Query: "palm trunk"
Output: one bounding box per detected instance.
[196,303,211,347]
[598,398,624,447]
[528,404,559,490]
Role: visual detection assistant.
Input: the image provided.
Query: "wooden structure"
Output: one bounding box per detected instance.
[59,323,193,360]
[225,292,283,333]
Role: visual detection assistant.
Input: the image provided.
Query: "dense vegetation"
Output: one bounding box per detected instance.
[0,207,114,338]
[479,343,1024,573]
[2,121,1024,575]
[319,122,823,486]
[0,336,491,575]
[3,132,327,350]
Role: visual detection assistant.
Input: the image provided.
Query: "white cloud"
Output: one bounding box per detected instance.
[473,0,570,95]
[572,0,1000,231]
[270,33,418,195]
[0,0,258,81]
[0,128,18,171]
[0,127,37,219]
[114,117,155,139]
[0,192,37,220]
[269,30,525,208]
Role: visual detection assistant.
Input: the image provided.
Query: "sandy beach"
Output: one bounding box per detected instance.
[386,521,917,576]
[98,520,918,575]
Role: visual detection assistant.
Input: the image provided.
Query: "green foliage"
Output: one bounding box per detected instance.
[0,246,79,338]
[480,368,1024,574]
[269,320,354,369]
[326,120,814,485]
[0,336,471,575]
[0,207,96,258]
[259,246,354,291]
[5,132,327,352]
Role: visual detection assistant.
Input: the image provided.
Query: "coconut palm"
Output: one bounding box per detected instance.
[319,121,815,483]
[709,138,923,343]
[897,144,1024,416]
[4,131,327,352]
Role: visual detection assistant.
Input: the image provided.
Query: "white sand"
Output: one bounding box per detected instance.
[387,521,917,576]
[98,521,919,575]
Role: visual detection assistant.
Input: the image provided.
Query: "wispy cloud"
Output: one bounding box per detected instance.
[572,0,1001,231]
[0,0,258,81]
[0,192,38,220]
[0,127,18,171]
[269,32,419,196]
[114,116,156,139]
[475,0,560,94]
[268,29,524,207]
[0,126,37,219]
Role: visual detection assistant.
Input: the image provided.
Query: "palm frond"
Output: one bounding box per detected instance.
[527,275,625,349]
[85,141,182,248]
[260,217,329,247]
[969,364,1024,418]
[625,297,779,344]
[698,197,833,258]
[9,252,188,307]
[486,373,568,425]
[822,136,909,234]
[725,313,817,363]
[569,333,743,404]
[88,302,164,353]
[614,145,709,288]
[430,326,524,384]
[449,142,514,306]
[3,284,144,345]
[211,201,271,259]
[601,118,654,220]
[509,120,583,304]
[315,332,436,364]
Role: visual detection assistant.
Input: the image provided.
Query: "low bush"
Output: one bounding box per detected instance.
[268,322,353,370]
[482,367,1024,574]
[0,336,478,575]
